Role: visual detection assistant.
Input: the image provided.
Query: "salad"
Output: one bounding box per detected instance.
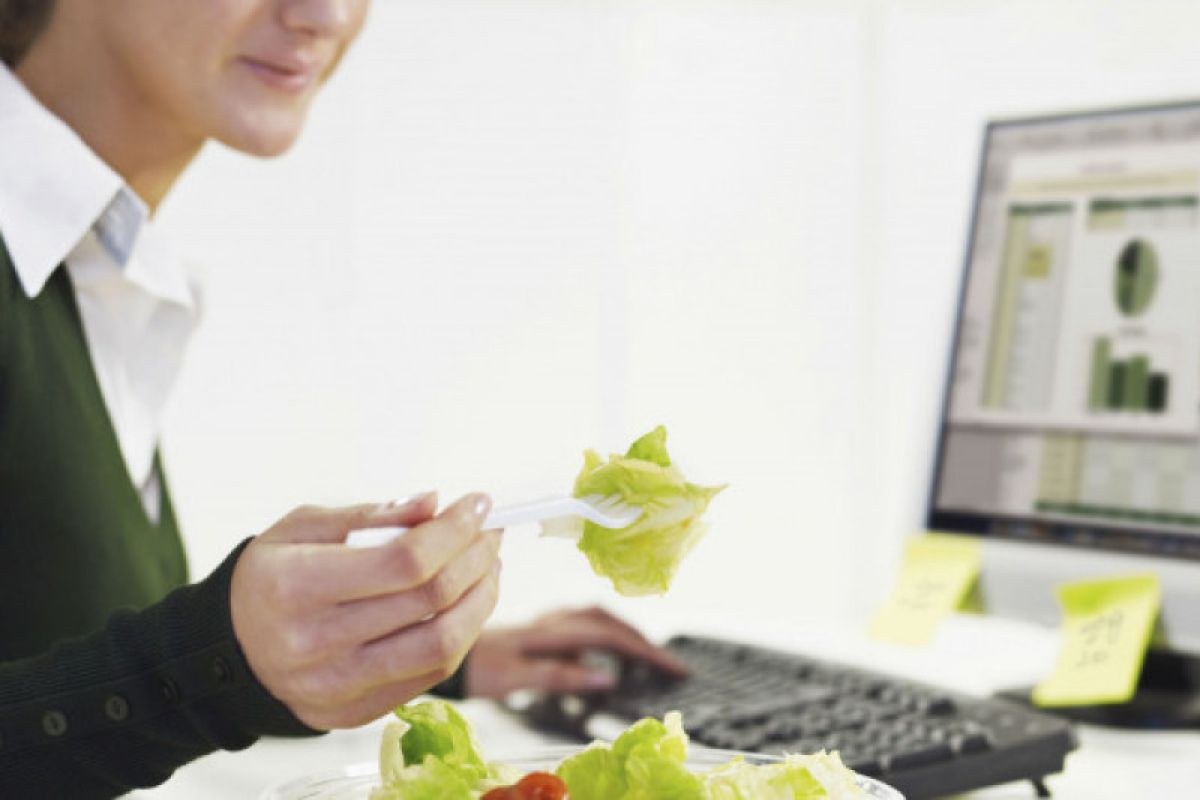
[370,700,867,800]
[545,426,725,596]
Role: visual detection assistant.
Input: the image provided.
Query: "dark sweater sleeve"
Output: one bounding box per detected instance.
[0,538,318,797]
[428,662,467,700]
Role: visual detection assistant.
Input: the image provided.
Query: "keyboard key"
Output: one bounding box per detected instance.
[803,713,834,735]
[924,696,957,716]
[764,718,805,740]
[830,707,870,728]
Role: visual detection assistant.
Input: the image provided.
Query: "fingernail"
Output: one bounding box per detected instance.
[473,493,492,518]
[586,671,616,690]
[387,491,435,509]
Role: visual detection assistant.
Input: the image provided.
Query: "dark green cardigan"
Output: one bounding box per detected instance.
[0,238,317,795]
[0,235,465,796]
[0,238,188,662]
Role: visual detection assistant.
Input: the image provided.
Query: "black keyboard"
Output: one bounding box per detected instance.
[519,634,1077,799]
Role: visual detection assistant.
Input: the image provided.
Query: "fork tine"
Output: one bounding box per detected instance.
[578,494,639,526]
[603,499,640,526]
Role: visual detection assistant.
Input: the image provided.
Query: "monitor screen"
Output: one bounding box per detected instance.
[928,100,1200,564]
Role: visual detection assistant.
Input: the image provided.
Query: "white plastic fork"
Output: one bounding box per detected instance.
[344,494,642,549]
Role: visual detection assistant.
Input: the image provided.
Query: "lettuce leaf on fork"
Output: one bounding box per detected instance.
[545,426,726,596]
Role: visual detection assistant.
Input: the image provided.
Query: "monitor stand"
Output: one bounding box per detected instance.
[996,649,1200,729]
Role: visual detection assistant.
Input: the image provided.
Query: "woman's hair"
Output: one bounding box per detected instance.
[0,0,54,67]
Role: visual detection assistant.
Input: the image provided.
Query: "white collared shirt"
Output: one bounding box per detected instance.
[0,63,200,522]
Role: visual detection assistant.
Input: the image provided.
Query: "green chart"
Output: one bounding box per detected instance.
[1087,337,1169,413]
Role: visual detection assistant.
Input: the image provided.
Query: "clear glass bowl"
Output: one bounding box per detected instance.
[258,745,904,799]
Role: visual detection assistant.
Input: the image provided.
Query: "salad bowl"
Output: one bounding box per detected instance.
[258,745,904,800]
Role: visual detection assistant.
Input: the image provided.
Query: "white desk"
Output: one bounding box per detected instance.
[131,614,1200,798]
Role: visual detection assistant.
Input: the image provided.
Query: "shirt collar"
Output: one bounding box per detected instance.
[0,63,193,310]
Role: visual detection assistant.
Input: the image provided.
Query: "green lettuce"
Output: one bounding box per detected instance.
[557,711,704,800]
[373,702,868,799]
[554,745,627,800]
[704,752,857,800]
[555,712,865,800]
[611,713,688,764]
[550,426,725,596]
[371,700,519,800]
[391,700,488,784]
[369,753,476,800]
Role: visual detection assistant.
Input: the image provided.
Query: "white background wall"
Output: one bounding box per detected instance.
[156,0,1200,636]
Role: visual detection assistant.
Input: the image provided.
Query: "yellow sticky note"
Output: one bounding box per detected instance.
[1033,573,1161,707]
[869,533,981,646]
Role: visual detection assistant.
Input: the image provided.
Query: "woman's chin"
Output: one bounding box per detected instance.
[218,117,306,158]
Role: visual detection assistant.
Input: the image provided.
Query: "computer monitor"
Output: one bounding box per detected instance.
[926,100,1200,719]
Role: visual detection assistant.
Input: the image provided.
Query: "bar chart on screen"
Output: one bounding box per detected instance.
[1086,336,1174,415]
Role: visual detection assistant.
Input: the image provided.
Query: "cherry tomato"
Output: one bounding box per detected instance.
[514,772,568,800]
[481,789,515,800]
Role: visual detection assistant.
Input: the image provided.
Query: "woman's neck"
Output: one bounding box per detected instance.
[16,34,203,214]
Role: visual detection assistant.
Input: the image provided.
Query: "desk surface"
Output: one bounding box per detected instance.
[130,613,1200,798]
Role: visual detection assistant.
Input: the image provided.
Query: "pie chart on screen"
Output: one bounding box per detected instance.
[1114,238,1158,317]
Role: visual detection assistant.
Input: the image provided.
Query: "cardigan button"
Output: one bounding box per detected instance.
[159,677,181,705]
[212,655,233,685]
[42,710,68,737]
[105,694,130,722]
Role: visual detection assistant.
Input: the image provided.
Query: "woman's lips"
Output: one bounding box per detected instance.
[240,56,319,94]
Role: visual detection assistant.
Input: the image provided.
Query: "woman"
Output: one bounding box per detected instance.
[0,1,685,795]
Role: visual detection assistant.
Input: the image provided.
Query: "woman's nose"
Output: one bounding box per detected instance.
[279,0,361,39]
